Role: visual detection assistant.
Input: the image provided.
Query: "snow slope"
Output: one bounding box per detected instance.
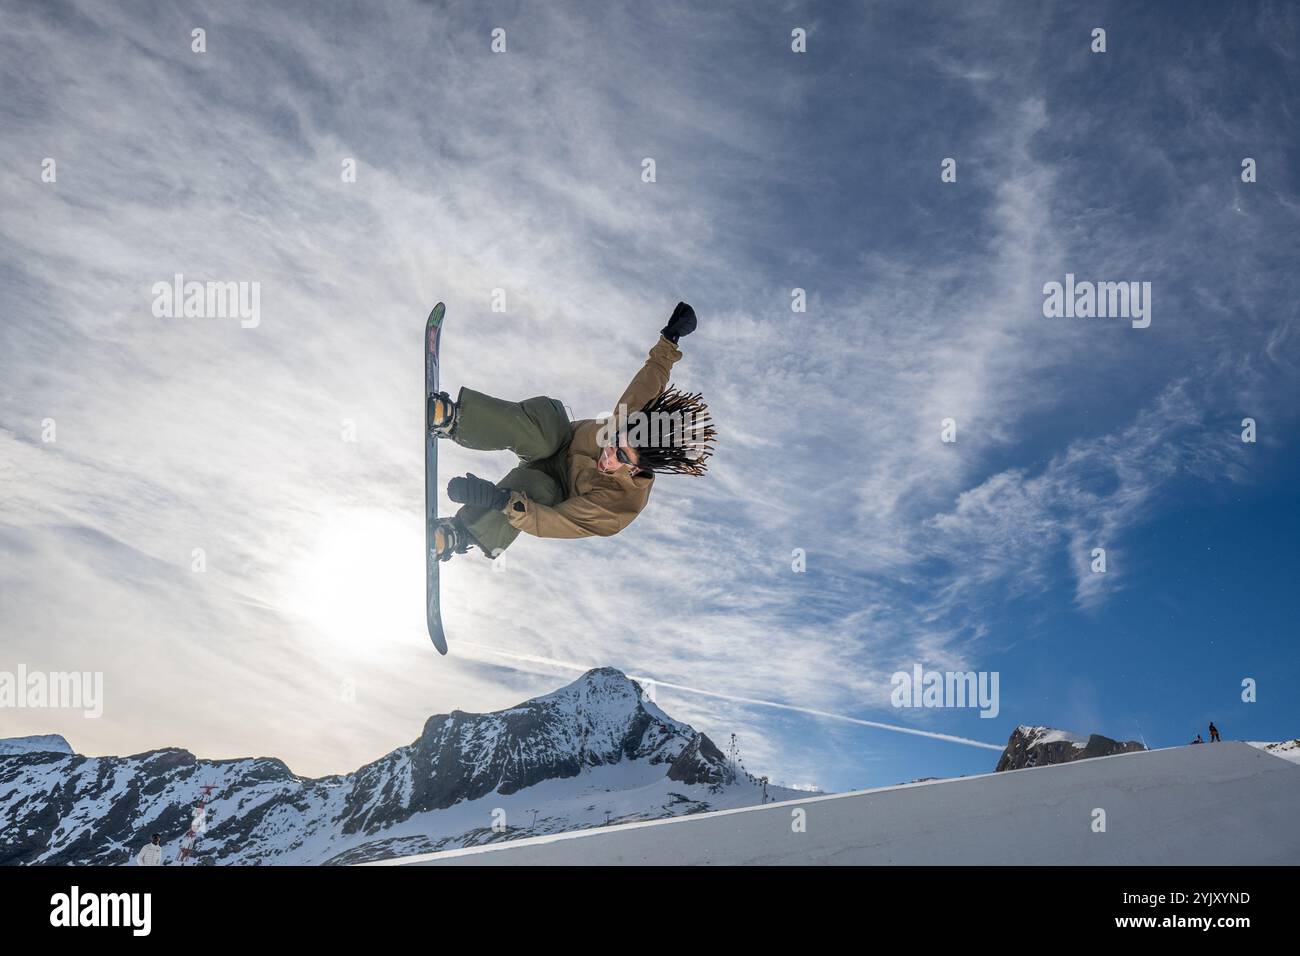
[1248,739,1300,765]
[381,741,1300,865]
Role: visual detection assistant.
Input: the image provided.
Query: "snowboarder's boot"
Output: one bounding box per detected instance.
[428,391,459,438]
[432,516,471,562]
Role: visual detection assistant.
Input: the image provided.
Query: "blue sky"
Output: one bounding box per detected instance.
[1,0,1297,793]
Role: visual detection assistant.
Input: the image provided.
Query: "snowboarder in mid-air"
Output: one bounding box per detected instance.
[427,302,715,562]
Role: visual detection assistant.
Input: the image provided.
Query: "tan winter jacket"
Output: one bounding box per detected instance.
[504,335,683,539]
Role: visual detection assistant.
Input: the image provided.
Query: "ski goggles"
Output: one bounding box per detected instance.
[612,434,650,474]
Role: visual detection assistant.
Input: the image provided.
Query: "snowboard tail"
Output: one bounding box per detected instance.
[424,302,448,654]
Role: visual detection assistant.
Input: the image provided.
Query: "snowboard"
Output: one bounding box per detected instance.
[424,302,448,654]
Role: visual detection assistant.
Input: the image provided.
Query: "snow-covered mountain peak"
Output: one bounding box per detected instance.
[0,668,800,865]
[518,667,690,734]
[0,734,74,756]
[522,666,650,720]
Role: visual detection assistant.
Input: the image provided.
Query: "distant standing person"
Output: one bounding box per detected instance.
[1208,722,1220,742]
[135,833,162,866]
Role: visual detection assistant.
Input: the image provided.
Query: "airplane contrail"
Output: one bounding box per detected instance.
[456,640,1004,752]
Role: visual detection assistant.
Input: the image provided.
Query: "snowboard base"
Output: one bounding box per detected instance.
[424,302,448,654]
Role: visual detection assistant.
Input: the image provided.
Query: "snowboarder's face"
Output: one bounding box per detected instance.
[598,440,641,476]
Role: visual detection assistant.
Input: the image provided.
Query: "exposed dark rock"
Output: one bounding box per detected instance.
[667,733,728,786]
[995,725,1146,772]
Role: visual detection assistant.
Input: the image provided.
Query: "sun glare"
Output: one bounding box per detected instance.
[285,507,426,649]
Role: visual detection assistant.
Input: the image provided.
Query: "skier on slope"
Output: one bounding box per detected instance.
[427,302,715,560]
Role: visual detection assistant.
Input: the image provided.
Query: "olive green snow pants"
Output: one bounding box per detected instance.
[451,387,571,557]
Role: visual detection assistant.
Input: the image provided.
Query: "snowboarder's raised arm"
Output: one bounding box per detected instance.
[616,335,683,414]
[614,302,695,413]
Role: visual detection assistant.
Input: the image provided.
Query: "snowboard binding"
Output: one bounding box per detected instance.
[432,517,471,562]
[428,391,458,438]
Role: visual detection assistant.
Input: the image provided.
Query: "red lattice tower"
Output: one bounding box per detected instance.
[176,785,217,865]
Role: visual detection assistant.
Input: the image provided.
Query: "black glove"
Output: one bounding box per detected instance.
[661,301,696,344]
[448,473,510,510]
